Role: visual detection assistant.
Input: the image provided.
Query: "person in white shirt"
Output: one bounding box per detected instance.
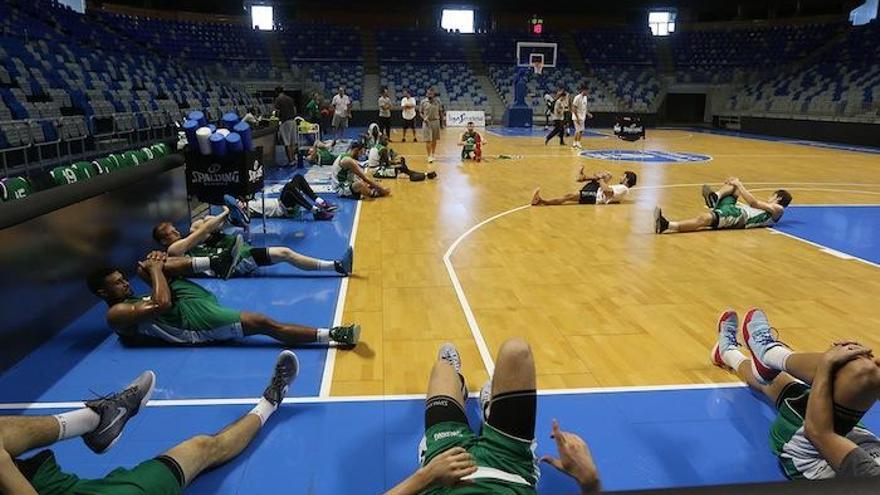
[400,89,417,142]
[544,89,567,146]
[531,168,637,206]
[330,86,352,139]
[378,87,393,140]
[571,85,594,149]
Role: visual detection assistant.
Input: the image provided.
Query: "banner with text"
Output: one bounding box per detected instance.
[445,110,486,127]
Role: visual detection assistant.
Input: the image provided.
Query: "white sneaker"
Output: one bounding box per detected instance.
[479,379,492,423]
[427,155,434,163]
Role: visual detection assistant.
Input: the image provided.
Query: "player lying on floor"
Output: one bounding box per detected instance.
[711,308,880,479]
[385,338,601,494]
[331,140,391,199]
[152,207,352,278]
[457,122,486,161]
[243,174,338,221]
[0,351,299,495]
[531,167,637,206]
[88,252,360,346]
[306,139,339,166]
[368,134,437,181]
[654,178,792,234]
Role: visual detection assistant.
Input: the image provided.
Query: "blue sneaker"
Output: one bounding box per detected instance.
[743,308,786,385]
[223,194,250,228]
[711,309,739,369]
[334,246,353,276]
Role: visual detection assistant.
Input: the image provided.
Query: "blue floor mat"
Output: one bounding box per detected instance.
[773,206,880,264]
[0,192,356,403]
[15,387,879,493]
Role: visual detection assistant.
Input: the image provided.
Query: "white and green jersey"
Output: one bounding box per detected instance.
[741,204,778,228]
[330,153,355,190]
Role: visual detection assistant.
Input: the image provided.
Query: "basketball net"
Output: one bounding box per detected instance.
[531,61,544,75]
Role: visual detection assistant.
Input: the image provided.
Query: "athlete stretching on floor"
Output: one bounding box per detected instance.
[0,352,299,494]
[368,134,437,181]
[331,141,391,199]
[153,206,352,278]
[532,167,637,206]
[244,174,338,221]
[87,252,359,346]
[457,122,485,161]
[654,178,792,234]
[306,139,339,166]
[385,338,601,494]
[711,308,880,479]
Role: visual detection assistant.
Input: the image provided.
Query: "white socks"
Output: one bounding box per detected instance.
[316,260,335,271]
[316,328,330,343]
[763,346,793,372]
[248,398,277,426]
[54,408,101,441]
[315,197,326,206]
[722,348,748,372]
[191,257,212,273]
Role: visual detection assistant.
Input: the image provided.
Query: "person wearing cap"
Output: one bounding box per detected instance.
[420,87,442,163]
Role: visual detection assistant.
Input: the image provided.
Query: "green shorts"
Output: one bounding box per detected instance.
[711,195,746,229]
[19,450,182,495]
[419,421,538,495]
[166,279,241,332]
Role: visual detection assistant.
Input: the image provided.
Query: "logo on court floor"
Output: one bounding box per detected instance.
[580,149,711,164]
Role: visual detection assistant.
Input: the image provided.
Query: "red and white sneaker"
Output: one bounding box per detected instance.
[711,309,740,369]
[743,308,786,385]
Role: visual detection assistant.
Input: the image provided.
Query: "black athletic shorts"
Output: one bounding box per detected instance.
[425,389,537,440]
[579,181,600,205]
[402,118,416,130]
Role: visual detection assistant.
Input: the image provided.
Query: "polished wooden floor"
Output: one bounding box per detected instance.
[330,128,880,396]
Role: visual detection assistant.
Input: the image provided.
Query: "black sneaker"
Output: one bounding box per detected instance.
[82,370,156,454]
[209,235,244,279]
[263,350,299,406]
[701,185,718,209]
[329,324,361,346]
[427,171,437,180]
[654,207,670,234]
[334,246,353,276]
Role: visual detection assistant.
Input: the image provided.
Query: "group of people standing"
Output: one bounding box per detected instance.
[544,85,594,149]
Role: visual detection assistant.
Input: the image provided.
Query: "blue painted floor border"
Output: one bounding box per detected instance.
[0,176,357,402]
[772,206,880,265]
[11,388,880,493]
[678,127,880,155]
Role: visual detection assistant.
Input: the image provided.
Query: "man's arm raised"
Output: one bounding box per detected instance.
[166,208,230,256]
[107,254,173,331]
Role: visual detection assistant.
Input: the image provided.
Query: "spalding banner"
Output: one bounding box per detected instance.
[445,110,486,127]
[185,149,264,204]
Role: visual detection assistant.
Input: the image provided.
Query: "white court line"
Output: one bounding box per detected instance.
[768,229,880,269]
[442,204,532,375]
[318,200,363,397]
[442,182,880,378]
[0,382,748,410]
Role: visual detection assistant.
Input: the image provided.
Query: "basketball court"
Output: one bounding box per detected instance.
[6,124,879,492]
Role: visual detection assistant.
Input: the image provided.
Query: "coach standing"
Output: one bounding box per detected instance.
[378,87,392,141]
[400,89,417,142]
[420,87,442,163]
[331,86,352,139]
[274,86,297,166]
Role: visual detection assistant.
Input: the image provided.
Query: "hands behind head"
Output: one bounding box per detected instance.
[138,251,167,271]
[422,447,476,487]
[823,342,873,369]
[541,419,601,493]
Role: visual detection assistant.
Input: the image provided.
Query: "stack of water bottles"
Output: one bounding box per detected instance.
[181,110,255,157]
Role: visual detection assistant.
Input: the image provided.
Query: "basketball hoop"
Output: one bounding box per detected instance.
[531,61,544,75]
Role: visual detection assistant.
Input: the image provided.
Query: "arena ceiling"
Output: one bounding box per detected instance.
[97,0,854,20]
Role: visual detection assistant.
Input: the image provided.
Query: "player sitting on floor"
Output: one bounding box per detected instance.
[531,167,637,206]
[87,252,360,347]
[306,139,339,166]
[654,178,792,234]
[711,308,880,479]
[331,141,391,199]
[244,174,338,221]
[457,122,485,162]
[153,207,352,278]
[0,351,300,495]
[385,338,601,494]
[368,134,437,181]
